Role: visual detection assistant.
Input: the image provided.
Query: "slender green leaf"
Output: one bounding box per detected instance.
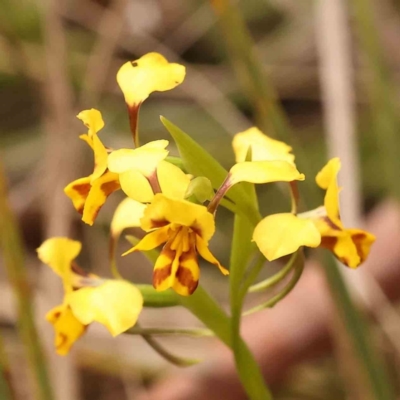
[323,253,395,400]
[350,0,400,199]
[161,116,261,226]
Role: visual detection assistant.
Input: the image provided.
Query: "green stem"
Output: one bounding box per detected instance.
[137,284,180,308]
[136,323,201,367]
[244,252,304,316]
[126,326,213,337]
[109,235,123,280]
[0,332,16,400]
[248,251,298,293]
[179,286,273,400]
[0,163,54,400]
[239,254,266,298]
[323,253,395,400]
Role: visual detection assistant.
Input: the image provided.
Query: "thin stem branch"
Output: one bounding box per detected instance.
[243,252,304,316]
[126,327,213,337]
[207,175,231,214]
[136,323,201,367]
[248,251,298,294]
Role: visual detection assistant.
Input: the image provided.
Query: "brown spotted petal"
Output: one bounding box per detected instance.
[46,304,86,356]
[64,176,92,215]
[153,232,200,297]
[82,171,120,226]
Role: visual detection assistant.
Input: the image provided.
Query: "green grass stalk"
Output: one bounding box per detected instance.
[323,253,395,400]
[0,163,54,400]
[350,0,400,200]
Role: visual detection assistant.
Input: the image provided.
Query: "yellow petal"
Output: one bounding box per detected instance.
[253,213,321,261]
[320,229,375,269]
[172,246,200,296]
[348,229,376,265]
[77,109,104,137]
[324,233,361,268]
[37,238,81,287]
[64,176,92,214]
[107,140,169,176]
[316,157,341,189]
[79,134,94,150]
[140,194,215,241]
[67,280,143,336]
[111,198,147,238]
[158,160,191,199]
[77,109,108,181]
[118,170,154,203]
[232,127,295,163]
[91,134,109,182]
[152,244,177,292]
[195,235,229,275]
[123,226,170,256]
[229,160,305,185]
[82,171,120,226]
[46,305,86,356]
[116,53,186,107]
[315,158,342,227]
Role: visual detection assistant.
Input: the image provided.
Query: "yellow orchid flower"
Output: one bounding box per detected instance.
[304,158,376,268]
[123,194,229,296]
[37,237,143,354]
[232,127,295,164]
[253,213,321,261]
[117,53,185,146]
[252,158,375,268]
[117,53,186,108]
[64,109,120,226]
[108,143,190,203]
[207,127,305,214]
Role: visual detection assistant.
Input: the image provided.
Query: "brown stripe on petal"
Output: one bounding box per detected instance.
[72,182,91,197]
[175,265,198,295]
[150,218,170,229]
[322,216,341,231]
[351,232,368,262]
[190,222,203,238]
[320,236,338,251]
[100,180,120,196]
[176,249,199,295]
[153,264,172,288]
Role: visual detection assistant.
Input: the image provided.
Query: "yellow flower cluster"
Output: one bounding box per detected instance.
[38,52,375,355]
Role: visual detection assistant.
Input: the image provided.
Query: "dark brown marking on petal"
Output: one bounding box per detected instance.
[131,61,138,67]
[52,311,61,319]
[72,182,91,197]
[153,265,172,288]
[322,216,341,231]
[150,218,169,228]
[351,232,368,262]
[190,220,203,238]
[175,265,198,295]
[320,236,338,252]
[100,180,120,196]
